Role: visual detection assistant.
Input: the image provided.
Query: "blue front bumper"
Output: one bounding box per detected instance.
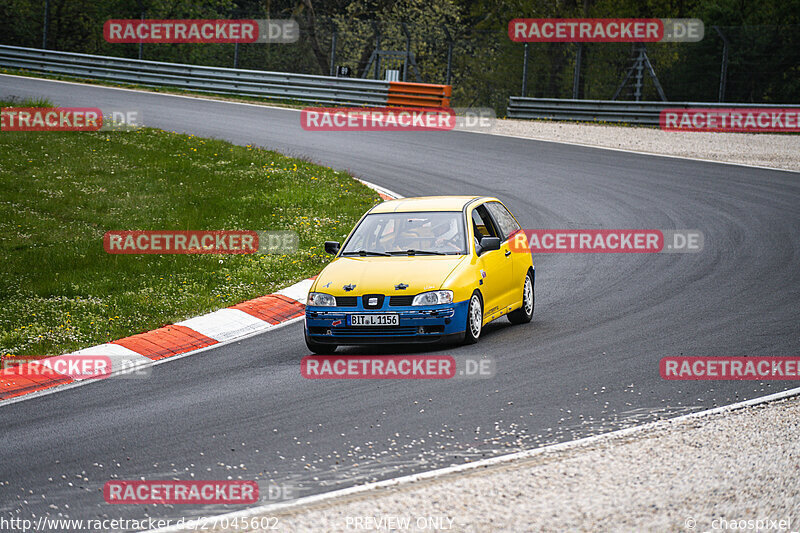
[305,299,469,345]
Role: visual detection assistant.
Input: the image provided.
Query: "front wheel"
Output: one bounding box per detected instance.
[463,292,483,345]
[508,271,534,325]
[305,330,338,354]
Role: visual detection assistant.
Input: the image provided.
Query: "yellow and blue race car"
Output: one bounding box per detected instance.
[304,196,534,353]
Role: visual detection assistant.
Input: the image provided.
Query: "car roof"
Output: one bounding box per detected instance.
[370,195,498,213]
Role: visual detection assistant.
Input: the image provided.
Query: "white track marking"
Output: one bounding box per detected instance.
[67,342,152,375]
[176,308,272,342]
[69,342,143,357]
[355,179,404,200]
[149,385,800,533]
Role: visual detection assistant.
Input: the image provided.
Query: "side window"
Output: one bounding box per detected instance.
[485,202,520,241]
[471,205,499,244]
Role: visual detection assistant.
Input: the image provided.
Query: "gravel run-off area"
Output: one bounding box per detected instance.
[191,395,800,533]
[475,118,800,172]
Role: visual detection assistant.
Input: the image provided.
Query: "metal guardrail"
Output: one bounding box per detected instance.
[0,45,451,107]
[507,97,789,125]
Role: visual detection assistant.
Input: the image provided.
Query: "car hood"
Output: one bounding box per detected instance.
[314,256,467,296]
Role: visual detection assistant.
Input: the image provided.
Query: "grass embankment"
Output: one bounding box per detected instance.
[0,98,380,355]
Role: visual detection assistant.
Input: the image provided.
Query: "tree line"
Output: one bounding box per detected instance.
[1,0,798,108]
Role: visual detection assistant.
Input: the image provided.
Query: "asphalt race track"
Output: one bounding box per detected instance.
[2,75,799,529]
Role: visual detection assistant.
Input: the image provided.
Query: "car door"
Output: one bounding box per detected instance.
[470,203,513,322]
[485,200,525,310]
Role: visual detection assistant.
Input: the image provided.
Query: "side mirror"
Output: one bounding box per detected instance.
[324,241,340,255]
[477,236,501,255]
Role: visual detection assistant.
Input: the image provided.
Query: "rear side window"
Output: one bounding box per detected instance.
[486,201,520,240]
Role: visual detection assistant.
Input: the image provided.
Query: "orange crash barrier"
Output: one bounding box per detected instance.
[387,82,452,108]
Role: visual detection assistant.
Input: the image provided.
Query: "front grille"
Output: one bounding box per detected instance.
[335,296,357,307]
[389,295,414,306]
[332,326,418,336]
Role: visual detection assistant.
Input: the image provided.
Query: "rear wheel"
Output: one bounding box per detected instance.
[463,292,483,344]
[508,271,534,325]
[304,330,338,354]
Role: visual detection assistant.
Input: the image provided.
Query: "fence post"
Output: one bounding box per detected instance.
[633,45,645,101]
[401,22,411,82]
[42,0,49,49]
[572,43,583,99]
[521,43,529,97]
[329,21,337,76]
[371,21,381,80]
[138,11,145,60]
[443,24,453,86]
[714,26,729,102]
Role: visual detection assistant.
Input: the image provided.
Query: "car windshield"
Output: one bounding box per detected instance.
[341,211,467,255]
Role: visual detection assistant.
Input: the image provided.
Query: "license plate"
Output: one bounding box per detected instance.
[348,314,399,326]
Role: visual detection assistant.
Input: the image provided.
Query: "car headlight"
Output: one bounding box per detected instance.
[412,290,454,306]
[308,292,336,306]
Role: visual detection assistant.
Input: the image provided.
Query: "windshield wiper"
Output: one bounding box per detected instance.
[341,249,390,256]
[387,249,448,256]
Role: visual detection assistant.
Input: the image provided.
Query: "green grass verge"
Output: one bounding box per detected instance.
[0,98,380,355]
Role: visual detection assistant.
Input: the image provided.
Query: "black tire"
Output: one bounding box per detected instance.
[463,291,483,345]
[508,270,534,325]
[305,330,338,354]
